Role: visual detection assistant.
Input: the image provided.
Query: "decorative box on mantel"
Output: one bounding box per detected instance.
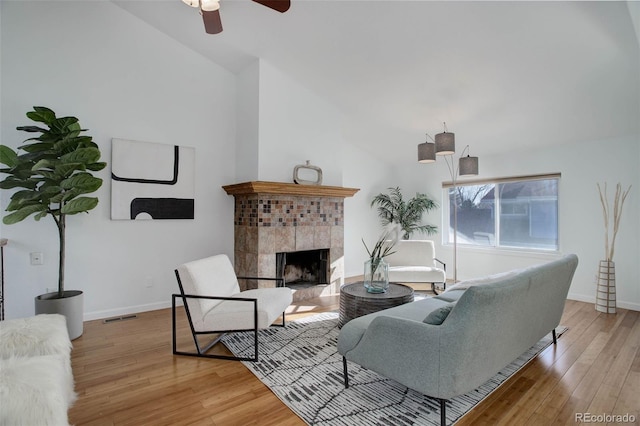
[222,181,359,301]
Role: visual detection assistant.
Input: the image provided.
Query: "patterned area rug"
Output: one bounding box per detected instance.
[223,312,565,425]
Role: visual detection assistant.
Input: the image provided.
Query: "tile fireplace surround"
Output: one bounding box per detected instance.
[222,181,359,301]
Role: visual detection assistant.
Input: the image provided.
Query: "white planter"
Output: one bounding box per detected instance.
[35,290,84,340]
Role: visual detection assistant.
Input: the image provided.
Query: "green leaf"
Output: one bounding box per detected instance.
[16,125,49,133]
[55,163,85,178]
[27,107,56,125]
[32,159,58,171]
[61,147,101,165]
[50,117,79,134]
[19,142,54,153]
[86,162,107,172]
[2,204,47,224]
[61,173,102,192]
[0,146,18,167]
[0,177,37,190]
[61,196,98,214]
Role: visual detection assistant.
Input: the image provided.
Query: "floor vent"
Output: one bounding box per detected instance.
[103,314,138,324]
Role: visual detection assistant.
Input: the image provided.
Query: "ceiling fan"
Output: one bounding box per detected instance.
[182,0,290,34]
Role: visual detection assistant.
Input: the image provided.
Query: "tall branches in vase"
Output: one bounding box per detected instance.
[597,183,631,262]
[595,182,631,314]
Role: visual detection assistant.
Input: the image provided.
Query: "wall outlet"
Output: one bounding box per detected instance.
[30,252,44,265]
[145,276,153,288]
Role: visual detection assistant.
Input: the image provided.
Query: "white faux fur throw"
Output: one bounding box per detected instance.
[0,355,76,426]
[0,315,76,425]
[0,314,71,358]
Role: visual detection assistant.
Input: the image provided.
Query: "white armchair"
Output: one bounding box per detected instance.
[172,254,293,361]
[385,240,447,294]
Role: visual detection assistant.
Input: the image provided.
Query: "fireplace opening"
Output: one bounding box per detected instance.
[276,249,329,290]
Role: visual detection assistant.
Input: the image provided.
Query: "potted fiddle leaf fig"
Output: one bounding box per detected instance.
[0,106,106,339]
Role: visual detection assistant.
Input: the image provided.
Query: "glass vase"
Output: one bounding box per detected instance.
[364,258,389,293]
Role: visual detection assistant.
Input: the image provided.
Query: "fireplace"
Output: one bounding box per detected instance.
[222,181,359,301]
[276,249,329,289]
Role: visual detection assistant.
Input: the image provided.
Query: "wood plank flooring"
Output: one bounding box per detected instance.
[68,297,639,425]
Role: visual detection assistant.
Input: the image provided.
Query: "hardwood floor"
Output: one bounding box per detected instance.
[68,297,639,425]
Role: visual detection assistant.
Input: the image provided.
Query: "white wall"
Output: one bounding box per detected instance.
[248,60,401,276]
[342,143,399,278]
[256,61,344,186]
[409,135,639,310]
[1,1,237,320]
[235,60,260,182]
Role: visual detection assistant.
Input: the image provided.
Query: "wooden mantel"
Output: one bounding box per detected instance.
[222,181,359,198]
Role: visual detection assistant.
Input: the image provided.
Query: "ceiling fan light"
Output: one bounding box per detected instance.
[182,0,200,8]
[435,132,455,155]
[201,0,220,11]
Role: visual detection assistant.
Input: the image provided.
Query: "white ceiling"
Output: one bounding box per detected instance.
[114,0,640,165]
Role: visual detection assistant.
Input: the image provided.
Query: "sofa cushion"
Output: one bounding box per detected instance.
[423,303,455,325]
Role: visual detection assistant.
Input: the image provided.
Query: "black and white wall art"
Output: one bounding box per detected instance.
[111,138,195,220]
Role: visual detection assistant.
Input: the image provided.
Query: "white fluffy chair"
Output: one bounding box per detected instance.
[172,254,292,361]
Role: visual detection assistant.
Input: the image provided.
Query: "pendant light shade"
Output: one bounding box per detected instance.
[435,132,455,155]
[418,141,436,163]
[459,155,479,176]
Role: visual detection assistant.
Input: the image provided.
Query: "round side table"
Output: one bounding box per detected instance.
[338,282,414,328]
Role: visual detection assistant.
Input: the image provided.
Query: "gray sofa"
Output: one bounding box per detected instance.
[338,254,578,426]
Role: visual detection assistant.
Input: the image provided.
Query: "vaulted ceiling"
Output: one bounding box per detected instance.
[115,0,640,166]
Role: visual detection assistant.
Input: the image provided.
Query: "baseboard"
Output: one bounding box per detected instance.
[83,290,638,322]
[567,292,639,312]
[83,301,172,322]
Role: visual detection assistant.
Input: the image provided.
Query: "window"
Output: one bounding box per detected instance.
[443,174,559,251]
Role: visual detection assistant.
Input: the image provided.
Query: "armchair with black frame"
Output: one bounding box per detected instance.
[172,254,293,362]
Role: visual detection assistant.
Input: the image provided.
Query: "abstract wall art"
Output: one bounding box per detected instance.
[111,138,195,220]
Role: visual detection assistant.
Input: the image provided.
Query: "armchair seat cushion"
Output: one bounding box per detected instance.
[388,266,446,283]
[201,288,293,331]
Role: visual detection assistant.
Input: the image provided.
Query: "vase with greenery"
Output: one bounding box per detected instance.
[371,187,438,240]
[0,106,106,338]
[362,228,398,293]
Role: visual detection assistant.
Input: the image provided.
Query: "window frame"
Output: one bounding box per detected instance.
[442,173,561,253]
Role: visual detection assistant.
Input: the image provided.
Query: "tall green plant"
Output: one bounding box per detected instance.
[371,186,438,239]
[0,106,106,298]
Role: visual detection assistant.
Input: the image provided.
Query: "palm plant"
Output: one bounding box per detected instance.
[371,187,438,239]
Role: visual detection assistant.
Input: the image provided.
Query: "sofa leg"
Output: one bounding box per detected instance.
[552,329,557,344]
[439,398,447,426]
[343,357,349,388]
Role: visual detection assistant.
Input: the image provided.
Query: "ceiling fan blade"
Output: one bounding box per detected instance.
[202,9,223,34]
[252,0,290,13]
